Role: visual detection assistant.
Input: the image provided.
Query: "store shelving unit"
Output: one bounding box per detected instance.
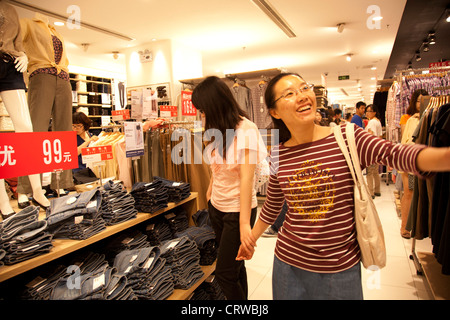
[70,73,114,130]
[0,192,216,300]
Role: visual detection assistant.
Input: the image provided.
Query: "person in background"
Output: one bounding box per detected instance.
[365,104,383,199]
[333,109,343,125]
[351,101,366,128]
[72,112,98,173]
[345,112,352,123]
[399,89,428,238]
[236,72,450,300]
[191,76,267,300]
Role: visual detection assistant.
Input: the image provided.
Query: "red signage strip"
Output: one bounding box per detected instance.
[181,90,197,116]
[0,131,78,179]
[81,145,113,164]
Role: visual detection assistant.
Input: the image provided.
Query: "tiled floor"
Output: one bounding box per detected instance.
[246,182,435,300]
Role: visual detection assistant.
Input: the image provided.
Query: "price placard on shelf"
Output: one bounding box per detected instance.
[0,131,77,179]
[81,145,113,164]
[181,90,197,116]
[111,109,130,121]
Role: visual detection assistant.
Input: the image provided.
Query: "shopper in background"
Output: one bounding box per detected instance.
[351,101,366,128]
[399,89,428,239]
[333,109,343,126]
[191,76,267,300]
[345,112,352,123]
[236,73,450,300]
[365,104,383,199]
[72,112,98,173]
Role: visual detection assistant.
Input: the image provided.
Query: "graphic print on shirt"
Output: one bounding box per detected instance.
[285,160,335,222]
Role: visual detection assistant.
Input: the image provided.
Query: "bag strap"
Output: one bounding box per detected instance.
[333,124,364,199]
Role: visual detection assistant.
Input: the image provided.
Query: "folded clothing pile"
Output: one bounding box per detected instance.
[154,176,191,202]
[45,189,106,240]
[50,251,137,300]
[190,275,226,300]
[100,180,137,225]
[0,206,53,265]
[103,229,150,264]
[145,219,172,246]
[160,236,204,290]
[165,208,189,237]
[113,246,174,300]
[130,180,169,213]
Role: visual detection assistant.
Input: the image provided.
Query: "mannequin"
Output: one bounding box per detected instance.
[17,12,73,200]
[0,1,50,219]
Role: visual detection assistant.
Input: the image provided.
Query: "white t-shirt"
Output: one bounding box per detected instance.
[366,118,382,137]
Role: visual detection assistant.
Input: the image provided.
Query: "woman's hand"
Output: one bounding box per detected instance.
[236,244,255,261]
[14,54,28,73]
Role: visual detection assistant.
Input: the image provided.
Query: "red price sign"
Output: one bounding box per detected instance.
[181,90,197,116]
[0,131,78,179]
[111,109,130,121]
[160,105,178,118]
[81,145,113,164]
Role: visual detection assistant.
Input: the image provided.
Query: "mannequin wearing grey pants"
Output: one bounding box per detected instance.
[17,72,73,194]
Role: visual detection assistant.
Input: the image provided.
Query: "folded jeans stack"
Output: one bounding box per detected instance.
[0,206,53,265]
[130,180,169,213]
[190,275,226,300]
[100,181,137,225]
[103,229,151,264]
[113,246,174,300]
[145,219,173,246]
[49,251,137,300]
[153,176,191,202]
[160,236,204,290]
[21,264,68,300]
[175,225,217,266]
[165,208,190,237]
[45,189,106,240]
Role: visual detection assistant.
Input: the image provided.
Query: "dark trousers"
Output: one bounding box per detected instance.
[208,201,257,300]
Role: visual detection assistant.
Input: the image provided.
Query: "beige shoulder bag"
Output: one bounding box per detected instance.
[333,124,386,269]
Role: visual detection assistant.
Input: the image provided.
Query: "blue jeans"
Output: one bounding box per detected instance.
[272,256,363,300]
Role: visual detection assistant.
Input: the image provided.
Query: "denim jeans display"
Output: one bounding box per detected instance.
[190,275,226,300]
[0,206,54,265]
[103,229,151,264]
[165,208,190,237]
[185,209,218,265]
[131,180,170,213]
[100,181,138,225]
[145,218,173,246]
[153,176,191,202]
[45,189,106,240]
[113,246,174,300]
[160,236,204,290]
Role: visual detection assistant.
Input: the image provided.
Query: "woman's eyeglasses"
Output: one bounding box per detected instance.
[72,124,84,129]
[274,83,314,103]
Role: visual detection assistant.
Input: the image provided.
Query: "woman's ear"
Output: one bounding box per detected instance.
[269,108,281,119]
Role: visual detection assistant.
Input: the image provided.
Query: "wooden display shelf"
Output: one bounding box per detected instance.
[167,262,216,300]
[417,252,450,300]
[0,193,199,283]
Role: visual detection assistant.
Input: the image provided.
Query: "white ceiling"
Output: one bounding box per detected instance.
[11,0,408,108]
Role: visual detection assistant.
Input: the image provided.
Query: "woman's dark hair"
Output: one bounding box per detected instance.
[72,112,92,131]
[191,76,248,158]
[365,104,380,118]
[406,89,428,116]
[264,72,304,143]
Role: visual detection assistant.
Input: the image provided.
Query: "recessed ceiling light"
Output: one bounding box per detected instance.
[372,16,383,21]
[371,67,377,70]
[54,21,64,26]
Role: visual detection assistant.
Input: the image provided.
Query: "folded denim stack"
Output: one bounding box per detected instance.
[46,189,106,240]
[113,246,174,300]
[103,229,150,264]
[175,226,217,266]
[154,176,191,202]
[130,180,169,213]
[165,209,189,237]
[100,181,137,225]
[0,206,53,265]
[21,264,68,300]
[49,251,137,300]
[160,236,204,290]
[145,219,173,246]
[190,275,226,300]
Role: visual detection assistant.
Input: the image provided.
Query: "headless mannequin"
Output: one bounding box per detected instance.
[0,2,50,218]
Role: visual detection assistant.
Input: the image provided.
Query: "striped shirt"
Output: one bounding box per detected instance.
[259,124,428,273]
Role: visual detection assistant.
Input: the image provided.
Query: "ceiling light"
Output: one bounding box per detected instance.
[372,16,383,21]
[415,51,421,62]
[428,31,436,45]
[423,43,429,52]
[346,54,353,62]
[371,77,376,80]
[251,0,297,38]
[337,23,345,33]
[371,66,377,70]
[54,21,64,26]
[407,61,413,69]
[446,9,450,22]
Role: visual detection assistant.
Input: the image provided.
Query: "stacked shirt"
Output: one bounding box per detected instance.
[0,206,53,265]
[160,236,204,290]
[100,180,137,225]
[113,246,174,300]
[45,189,106,240]
[130,180,169,213]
